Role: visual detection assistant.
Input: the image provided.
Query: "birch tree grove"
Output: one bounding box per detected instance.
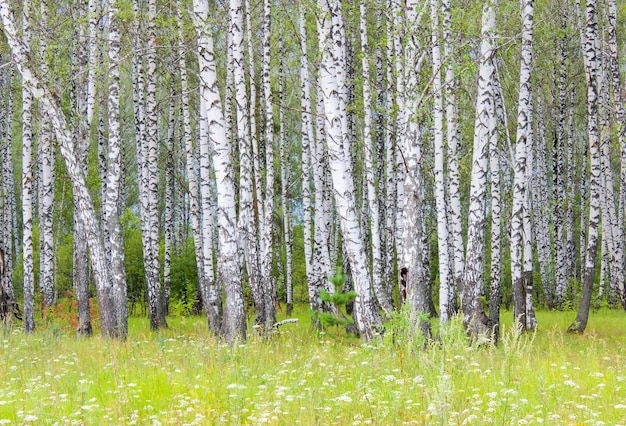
[0,0,625,342]
[0,0,126,338]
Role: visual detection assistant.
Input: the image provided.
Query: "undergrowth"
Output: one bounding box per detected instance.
[0,307,625,424]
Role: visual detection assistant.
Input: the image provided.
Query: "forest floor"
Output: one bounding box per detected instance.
[1,306,625,425]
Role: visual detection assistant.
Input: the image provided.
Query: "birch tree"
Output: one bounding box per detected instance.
[38,0,56,310]
[442,0,462,315]
[461,0,496,340]
[317,0,383,340]
[300,6,315,318]
[104,0,128,336]
[72,0,97,336]
[553,14,568,309]
[0,66,17,322]
[139,0,166,330]
[609,0,626,309]
[259,0,277,328]
[230,0,265,330]
[360,2,393,315]
[511,0,537,332]
[431,0,453,323]
[193,0,246,342]
[21,0,35,333]
[278,37,293,318]
[176,0,210,329]
[569,0,601,334]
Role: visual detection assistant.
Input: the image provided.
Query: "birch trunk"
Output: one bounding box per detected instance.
[230,0,264,330]
[164,79,176,314]
[176,0,212,329]
[72,9,93,335]
[553,16,568,309]
[193,0,224,333]
[534,105,556,310]
[431,0,453,323]
[511,0,537,332]
[259,0,277,329]
[0,67,17,320]
[310,86,332,322]
[278,37,293,319]
[569,0,601,334]
[489,81,501,327]
[318,0,383,340]
[21,0,35,333]
[300,6,315,319]
[38,0,55,310]
[609,0,626,308]
[360,2,393,315]
[141,0,166,330]
[461,0,495,340]
[193,0,246,342]
[598,63,623,307]
[443,0,463,309]
[105,0,128,336]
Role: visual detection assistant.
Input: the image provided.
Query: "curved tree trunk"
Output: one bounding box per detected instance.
[1,0,125,338]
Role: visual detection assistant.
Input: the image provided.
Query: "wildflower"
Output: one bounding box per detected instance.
[563,380,579,388]
[336,394,353,403]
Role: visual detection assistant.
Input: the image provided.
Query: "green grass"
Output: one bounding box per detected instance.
[1,307,625,425]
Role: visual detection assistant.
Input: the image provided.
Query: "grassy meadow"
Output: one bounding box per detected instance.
[1,306,625,425]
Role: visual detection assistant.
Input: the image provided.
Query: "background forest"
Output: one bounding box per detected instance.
[0,0,625,342]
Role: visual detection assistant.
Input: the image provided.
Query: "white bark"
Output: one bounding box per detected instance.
[318,0,383,340]
[431,0,452,323]
[0,67,17,312]
[193,0,224,333]
[300,6,314,316]
[21,0,35,333]
[553,16,568,309]
[461,0,495,339]
[569,0,601,333]
[230,0,263,329]
[278,36,293,319]
[443,0,463,306]
[176,0,207,322]
[0,0,124,338]
[511,0,537,332]
[488,73,501,326]
[360,3,393,315]
[608,0,626,309]
[134,0,165,330]
[193,0,245,342]
[39,0,55,309]
[259,0,277,328]
[105,0,128,335]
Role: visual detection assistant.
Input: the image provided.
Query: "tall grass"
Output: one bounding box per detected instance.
[1,307,625,424]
